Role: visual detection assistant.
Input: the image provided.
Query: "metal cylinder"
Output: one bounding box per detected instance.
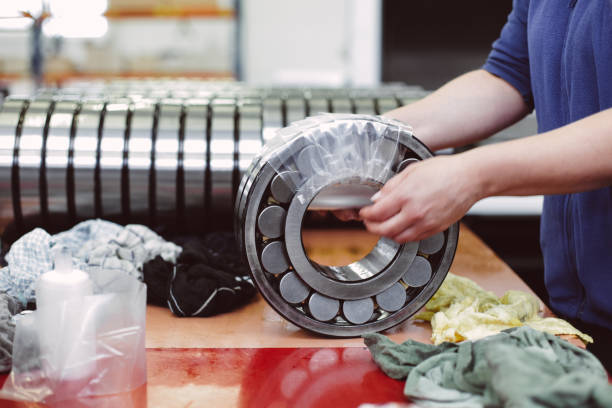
[0,81,426,240]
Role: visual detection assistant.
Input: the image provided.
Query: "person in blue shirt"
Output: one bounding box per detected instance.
[360,0,612,368]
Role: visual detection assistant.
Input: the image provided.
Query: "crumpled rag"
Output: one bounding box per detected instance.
[415,273,592,344]
[143,232,256,317]
[364,326,612,408]
[0,219,181,305]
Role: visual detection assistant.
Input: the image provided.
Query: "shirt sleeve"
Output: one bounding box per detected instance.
[483,0,534,111]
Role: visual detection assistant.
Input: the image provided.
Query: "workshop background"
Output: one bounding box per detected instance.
[0,0,545,303]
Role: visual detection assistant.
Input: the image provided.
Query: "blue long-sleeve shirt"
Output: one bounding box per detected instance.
[482,0,612,329]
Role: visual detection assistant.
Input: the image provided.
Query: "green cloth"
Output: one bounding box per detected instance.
[364,326,612,408]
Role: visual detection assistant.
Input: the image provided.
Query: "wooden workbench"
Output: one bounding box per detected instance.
[147,226,537,349]
[142,225,555,408]
[0,225,556,408]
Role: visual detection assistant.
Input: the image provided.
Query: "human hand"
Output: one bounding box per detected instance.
[359,155,481,243]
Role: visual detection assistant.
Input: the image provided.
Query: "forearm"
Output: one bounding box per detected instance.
[384,70,529,150]
[464,107,612,198]
[359,108,612,243]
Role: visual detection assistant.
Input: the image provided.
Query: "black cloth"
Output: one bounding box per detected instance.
[560,314,612,373]
[143,232,256,317]
[142,256,172,307]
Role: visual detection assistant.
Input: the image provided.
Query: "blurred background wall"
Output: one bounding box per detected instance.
[0,0,512,91]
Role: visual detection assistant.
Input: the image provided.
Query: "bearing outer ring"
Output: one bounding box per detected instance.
[237,117,459,337]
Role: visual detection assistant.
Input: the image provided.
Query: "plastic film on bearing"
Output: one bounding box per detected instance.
[262,114,407,204]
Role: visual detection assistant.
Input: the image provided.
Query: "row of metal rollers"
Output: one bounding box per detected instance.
[258,194,446,325]
[0,84,428,233]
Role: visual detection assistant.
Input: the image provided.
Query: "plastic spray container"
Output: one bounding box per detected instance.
[35,247,95,382]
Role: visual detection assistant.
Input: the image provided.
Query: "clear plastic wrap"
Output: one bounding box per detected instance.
[261,114,410,205]
[0,270,146,405]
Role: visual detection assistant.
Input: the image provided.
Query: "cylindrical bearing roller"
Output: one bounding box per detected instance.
[235,114,458,337]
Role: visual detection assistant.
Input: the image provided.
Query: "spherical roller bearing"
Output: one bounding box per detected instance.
[235,114,459,337]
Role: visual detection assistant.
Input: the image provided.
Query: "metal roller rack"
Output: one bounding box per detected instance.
[0,81,428,238]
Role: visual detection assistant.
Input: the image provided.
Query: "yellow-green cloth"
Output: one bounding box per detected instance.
[415,273,592,344]
[364,326,612,408]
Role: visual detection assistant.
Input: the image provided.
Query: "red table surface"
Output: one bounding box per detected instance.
[0,227,602,407]
[0,347,406,408]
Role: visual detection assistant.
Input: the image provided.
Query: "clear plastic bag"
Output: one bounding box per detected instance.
[262,113,409,205]
[0,271,146,405]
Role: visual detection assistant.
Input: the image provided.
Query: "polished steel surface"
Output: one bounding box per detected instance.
[375,282,407,312]
[128,99,155,217]
[18,99,51,219]
[74,99,105,219]
[239,161,456,336]
[47,98,78,215]
[419,231,445,255]
[237,114,459,337]
[100,99,129,217]
[234,154,265,240]
[0,81,435,245]
[238,98,263,173]
[270,172,295,204]
[156,100,181,215]
[257,205,286,239]
[279,271,310,304]
[261,240,290,274]
[210,98,235,214]
[0,99,27,224]
[402,256,432,287]
[308,293,340,322]
[262,96,282,143]
[308,182,378,211]
[183,100,208,212]
[342,298,374,325]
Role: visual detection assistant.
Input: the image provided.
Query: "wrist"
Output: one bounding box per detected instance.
[455,148,496,202]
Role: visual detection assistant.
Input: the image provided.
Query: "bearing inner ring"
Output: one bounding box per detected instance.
[285,177,418,300]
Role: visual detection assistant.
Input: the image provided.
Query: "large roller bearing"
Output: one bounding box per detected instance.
[235,115,459,337]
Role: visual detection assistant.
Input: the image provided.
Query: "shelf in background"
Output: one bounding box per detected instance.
[0,71,234,88]
[105,6,234,19]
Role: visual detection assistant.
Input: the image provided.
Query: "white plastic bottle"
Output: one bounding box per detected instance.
[35,247,94,381]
